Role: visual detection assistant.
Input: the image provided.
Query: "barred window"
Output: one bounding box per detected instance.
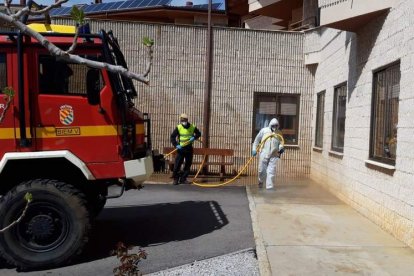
[253,93,300,145]
[0,53,6,92]
[331,84,347,152]
[370,63,400,165]
[315,91,325,148]
[38,55,104,95]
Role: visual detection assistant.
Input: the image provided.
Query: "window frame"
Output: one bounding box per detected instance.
[331,82,347,153]
[315,91,325,148]
[252,92,301,145]
[369,61,400,165]
[37,52,105,96]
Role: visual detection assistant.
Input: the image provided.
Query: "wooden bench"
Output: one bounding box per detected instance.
[163,147,234,179]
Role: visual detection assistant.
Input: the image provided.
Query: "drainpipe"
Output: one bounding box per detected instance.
[202,0,212,149]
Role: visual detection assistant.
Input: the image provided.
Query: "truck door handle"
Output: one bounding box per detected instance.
[37,124,55,128]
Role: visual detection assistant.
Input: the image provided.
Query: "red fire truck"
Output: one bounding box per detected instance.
[0,24,155,269]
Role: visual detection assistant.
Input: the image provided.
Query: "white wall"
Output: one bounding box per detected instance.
[319,0,397,27]
[248,0,281,12]
[244,15,285,31]
[308,0,414,248]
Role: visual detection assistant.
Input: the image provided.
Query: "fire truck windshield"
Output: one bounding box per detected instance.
[39,54,104,96]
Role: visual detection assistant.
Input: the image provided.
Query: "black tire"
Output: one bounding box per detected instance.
[0,179,90,270]
[88,195,107,217]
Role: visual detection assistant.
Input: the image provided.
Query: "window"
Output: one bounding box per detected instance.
[370,62,400,165]
[0,53,6,92]
[315,91,325,148]
[253,93,300,145]
[38,55,104,95]
[331,83,347,152]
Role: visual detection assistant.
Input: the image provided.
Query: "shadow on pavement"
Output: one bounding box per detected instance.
[78,200,228,263]
[0,200,228,270]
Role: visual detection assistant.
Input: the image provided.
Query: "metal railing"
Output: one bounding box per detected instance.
[319,0,349,9]
[288,16,316,31]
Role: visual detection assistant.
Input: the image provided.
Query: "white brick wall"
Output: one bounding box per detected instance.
[54,18,315,177]
[308,0,414,248]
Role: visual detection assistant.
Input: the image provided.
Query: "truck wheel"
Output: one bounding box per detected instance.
[0,179,90,270]
[89,195,107,217]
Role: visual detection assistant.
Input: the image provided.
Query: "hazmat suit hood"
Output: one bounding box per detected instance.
[268,118,279,128]
[252,118,282,159]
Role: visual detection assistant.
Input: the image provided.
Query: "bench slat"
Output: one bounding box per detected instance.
[163,147,234,156]
[193,162,234,165]
[167,161,233,164]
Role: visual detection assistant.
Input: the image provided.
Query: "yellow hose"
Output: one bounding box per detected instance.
[165,132,285,188]
[164,139,197,158]
[191,133,285,188]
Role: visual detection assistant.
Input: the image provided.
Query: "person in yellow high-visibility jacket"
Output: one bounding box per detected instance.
[170,113,201,185]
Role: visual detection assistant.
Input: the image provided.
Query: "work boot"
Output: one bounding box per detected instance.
[258,182,263,188]
[173,179,179,185]
[179,178,191,184]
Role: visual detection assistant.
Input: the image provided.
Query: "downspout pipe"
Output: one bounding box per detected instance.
[202,0,213,149]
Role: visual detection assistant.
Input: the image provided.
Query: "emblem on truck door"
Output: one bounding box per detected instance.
[59,105,74,125]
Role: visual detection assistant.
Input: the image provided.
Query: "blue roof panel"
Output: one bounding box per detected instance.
[97,3,112,12]
[118,0,134,9]
[82,5,96,13]
[88,4,103,13]
[46,0,225,18]
[112,1,125,9]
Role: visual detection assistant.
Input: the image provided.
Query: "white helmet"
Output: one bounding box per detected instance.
[180,113,189,120]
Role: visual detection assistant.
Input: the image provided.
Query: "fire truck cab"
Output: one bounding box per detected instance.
[0,24,154,269]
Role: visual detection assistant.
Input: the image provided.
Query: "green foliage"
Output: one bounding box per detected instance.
[111,242,147,276]
[70,5,85,25]
[3,87,14,98]
[142,37,154,47]
[24,192,33,203]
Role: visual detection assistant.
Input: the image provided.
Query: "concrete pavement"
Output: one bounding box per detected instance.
[247,178,414,276]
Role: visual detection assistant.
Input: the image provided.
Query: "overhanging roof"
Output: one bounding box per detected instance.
[226,0,248,16]
[249,0,302,21]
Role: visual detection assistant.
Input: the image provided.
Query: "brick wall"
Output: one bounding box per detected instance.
[307,0,414,248]
[54,19,315,177]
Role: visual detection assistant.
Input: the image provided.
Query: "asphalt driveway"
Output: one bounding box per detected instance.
[0,184,255,275]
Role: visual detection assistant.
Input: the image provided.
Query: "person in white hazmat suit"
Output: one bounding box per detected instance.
[252,118,285,189]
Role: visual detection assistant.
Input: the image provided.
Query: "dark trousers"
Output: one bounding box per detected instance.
[173,146,193,181]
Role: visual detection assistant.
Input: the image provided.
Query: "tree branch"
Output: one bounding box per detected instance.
[0,198,30,233]
[65,24,79,54]
[143,45,153,78]
[13,0,69,18]
[4,0,13,15]
[0,11,152,84]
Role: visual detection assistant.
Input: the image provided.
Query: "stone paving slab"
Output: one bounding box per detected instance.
[256,203,405,247]
[247,178,414,276]
[267,245,414,276]
[250,183,343,205]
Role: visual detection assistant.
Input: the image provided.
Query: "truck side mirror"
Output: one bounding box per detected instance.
[86,69,101,106]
